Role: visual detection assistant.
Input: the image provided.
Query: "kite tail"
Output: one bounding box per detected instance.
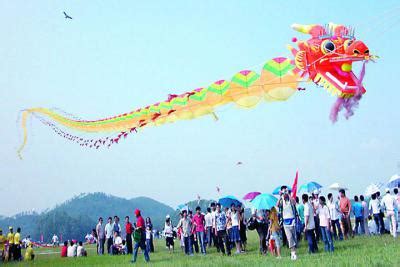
[17,110,31,159]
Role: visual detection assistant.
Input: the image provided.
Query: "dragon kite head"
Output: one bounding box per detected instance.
[289,23,373,98]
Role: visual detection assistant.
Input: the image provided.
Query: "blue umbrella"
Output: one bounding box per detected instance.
[298,181,323,193]
[272,185,292,195]
[251,193,278,210]
[176,204,188,211]
[388,175,400,188]
[218,195,242,207]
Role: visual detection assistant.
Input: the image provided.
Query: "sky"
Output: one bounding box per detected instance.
[1,1,399,216]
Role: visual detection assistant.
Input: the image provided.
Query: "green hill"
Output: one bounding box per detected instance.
[0,192,175,242]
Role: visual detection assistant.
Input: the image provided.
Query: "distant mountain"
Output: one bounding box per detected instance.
[0,192,175,242]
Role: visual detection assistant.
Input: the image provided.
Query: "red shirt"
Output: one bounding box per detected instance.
[339,197,351,214]
[125,222,133,234]
[192,214,205,233]
[136,216,145,229]
[61,246,67,257]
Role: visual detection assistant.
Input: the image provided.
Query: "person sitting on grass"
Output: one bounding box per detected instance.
[112,232,123,255]
[121,240,127,255]
[77,241,87,257]
[67,240,77,257]
[24,243,34,261]
[61,241,68,257]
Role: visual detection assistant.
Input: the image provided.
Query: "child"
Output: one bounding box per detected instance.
[145,226,152,253]
[319,196,334,252]
[268,207,281,259]
[77,241,87,257]
[24,243,35,261]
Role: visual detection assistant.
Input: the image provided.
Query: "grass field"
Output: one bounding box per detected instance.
[16,232,398,266]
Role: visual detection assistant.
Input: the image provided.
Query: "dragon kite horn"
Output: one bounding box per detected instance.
[291,23,326,38]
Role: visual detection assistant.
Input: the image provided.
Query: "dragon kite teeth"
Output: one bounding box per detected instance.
[17,23,374,158]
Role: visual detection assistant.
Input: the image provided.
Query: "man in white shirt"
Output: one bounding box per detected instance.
[105,217,114,254]
[52,234,59,247]
[77,241,87,257]
[303,194,318,254]
[204,207,213,249]
[311,190,321,242]
[112,232,123,254]
[327,193,343,240]
[369,193,382,234]
[210,203,218,250]
[381,188,397,237]
[96,217,105,255]
[360,195,370,235]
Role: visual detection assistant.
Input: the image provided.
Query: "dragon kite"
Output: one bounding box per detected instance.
[18,23,375,158]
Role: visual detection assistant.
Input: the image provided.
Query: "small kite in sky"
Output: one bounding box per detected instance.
[63,11,72,20]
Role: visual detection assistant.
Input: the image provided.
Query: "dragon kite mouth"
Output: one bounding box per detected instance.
[313,59,367,98]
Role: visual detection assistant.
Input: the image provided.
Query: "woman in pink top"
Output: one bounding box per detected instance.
[319,196,334,252]
[192,206,206,254]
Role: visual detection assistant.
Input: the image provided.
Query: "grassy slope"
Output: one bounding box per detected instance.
[17,231,398,266]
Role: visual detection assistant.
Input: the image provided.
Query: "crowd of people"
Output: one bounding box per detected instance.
[93,209,151,263]
[0,187,398,263]
[0,226,34,262]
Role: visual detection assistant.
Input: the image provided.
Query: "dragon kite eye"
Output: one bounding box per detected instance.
[353,49,360,55]
[364,49,369,55]
[321,40,336,54]
[344,39,353,51]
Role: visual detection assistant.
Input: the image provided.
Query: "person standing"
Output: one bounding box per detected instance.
[376,191,385,234]
[131,209,150,263]
[352,196,365,235]
[96,217,105,255]
[311,190,321,242]
[214,203,230,255]
[0,229,5,261]
[113,216,121,237]
[192,206,206,255]
[105,217,113,254]
[7,227,14,261]
[145,217,154,253]
[239,205,247,252]
[125,216,133,254]
[164,215,174,253]
[204,207,213,248]
[303,194,318,254]
[14,227,21,261]
[210,202,218,249]
[295,196,304,241]
[319,196,334,252]
[229,204,242,254]
[339,189,353,239]
[177,210,193,256]
[381,188,397,238]
[327,193,343,240]
[277,186,298,260]
[360,195,370,235]
[369,193,382,234]
[268,207,282,258]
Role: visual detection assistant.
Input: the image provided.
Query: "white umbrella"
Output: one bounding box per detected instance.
[328,182,348,191]
[365,183,383,196]
[387,174,400,188]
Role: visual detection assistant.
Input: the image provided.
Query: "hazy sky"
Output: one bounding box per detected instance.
[1,1,399,216]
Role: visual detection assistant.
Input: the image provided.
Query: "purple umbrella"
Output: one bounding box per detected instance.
[243,191,261,201]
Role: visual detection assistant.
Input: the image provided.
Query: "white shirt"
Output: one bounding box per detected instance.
[67,244,77,257]
[204,213,213,227]
[312,198,320,215]
[52,235,58,242]
[77,245,85,257]
[382,193,396,212]
[319,205,331,227]
[114,236,122,246]
[327,199,340,221]
[304,202,315,230]
[231,211,239,227]
[211,210,216,228]
[164,223,173,237]
[369,199,381,214]
[105,223,113,239]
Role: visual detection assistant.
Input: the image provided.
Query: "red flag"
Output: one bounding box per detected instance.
[291,170,299,199]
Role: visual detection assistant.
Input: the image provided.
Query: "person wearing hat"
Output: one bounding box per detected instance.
[382,188,397,238]
[0,229,5,261]
[131,209,150,263]
[164,215,174,253]
[7,227,14,261]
